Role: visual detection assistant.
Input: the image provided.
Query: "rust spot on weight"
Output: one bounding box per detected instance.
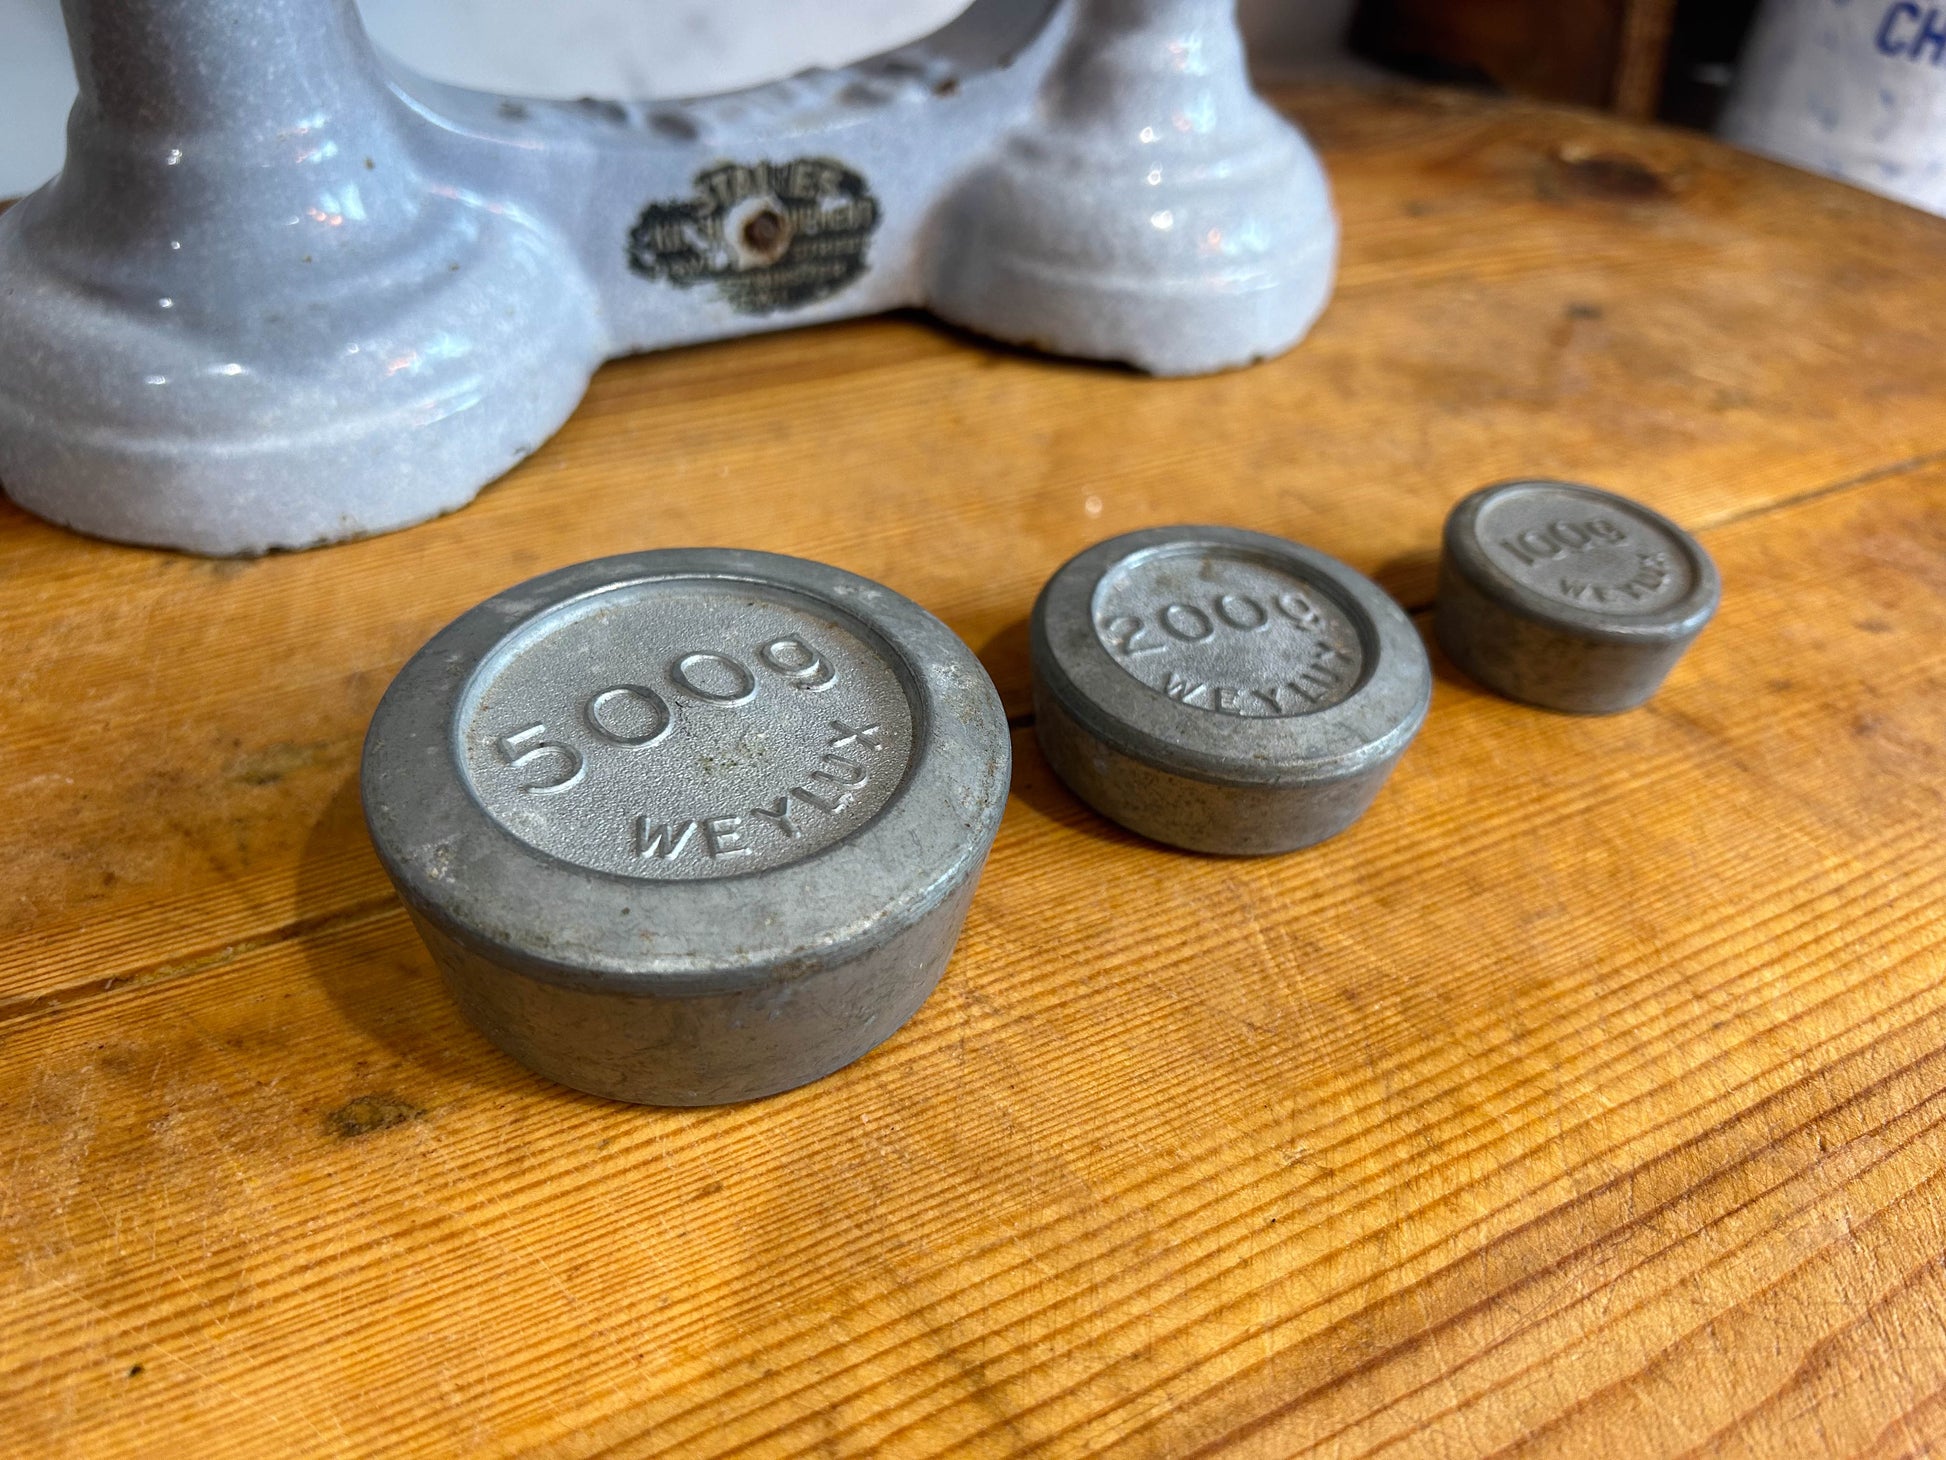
[326,1094,424,1139]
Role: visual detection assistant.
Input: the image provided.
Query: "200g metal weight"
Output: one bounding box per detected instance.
[1031,526,1431,854]
[1435,481,1720,714]
[362,550,1011,1106]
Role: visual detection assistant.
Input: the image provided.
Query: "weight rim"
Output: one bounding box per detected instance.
[1032,525,1431,790]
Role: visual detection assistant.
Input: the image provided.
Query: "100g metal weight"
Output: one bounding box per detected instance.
[362,550,1011,1106]
[1435,481,1720,714]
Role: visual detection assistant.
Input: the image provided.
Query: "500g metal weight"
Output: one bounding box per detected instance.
[362,550,1011,1106]
[1032,526,1431,854]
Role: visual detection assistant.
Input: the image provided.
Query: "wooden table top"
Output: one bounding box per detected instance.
[5,83,1945,1457]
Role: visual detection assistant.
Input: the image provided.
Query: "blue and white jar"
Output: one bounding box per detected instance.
[1722,0,1946,215]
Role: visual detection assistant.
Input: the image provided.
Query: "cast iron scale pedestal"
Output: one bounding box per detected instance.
[0,0,1338,554]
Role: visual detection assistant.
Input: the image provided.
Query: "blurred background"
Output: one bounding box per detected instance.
[0,0,1770,200]
[0,0,1371,197]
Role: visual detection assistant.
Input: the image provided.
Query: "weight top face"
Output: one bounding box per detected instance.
[1036,527,1430,788]
[1091,544,1370,720]
[1452,482,1714,637]
[459,579,917,882]
[364,550,1011,990]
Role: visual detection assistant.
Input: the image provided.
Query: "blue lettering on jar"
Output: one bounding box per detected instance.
[1878,1,1946,61]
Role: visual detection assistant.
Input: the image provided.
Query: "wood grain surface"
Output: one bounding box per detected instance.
[3,85,1944,1457]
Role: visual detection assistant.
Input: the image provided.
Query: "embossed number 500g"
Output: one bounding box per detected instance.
[496,634,837,796]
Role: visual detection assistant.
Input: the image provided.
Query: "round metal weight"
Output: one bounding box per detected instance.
[1435,481,1720,714]
[361,550,1011,1107]
[1030,526,1431,855]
